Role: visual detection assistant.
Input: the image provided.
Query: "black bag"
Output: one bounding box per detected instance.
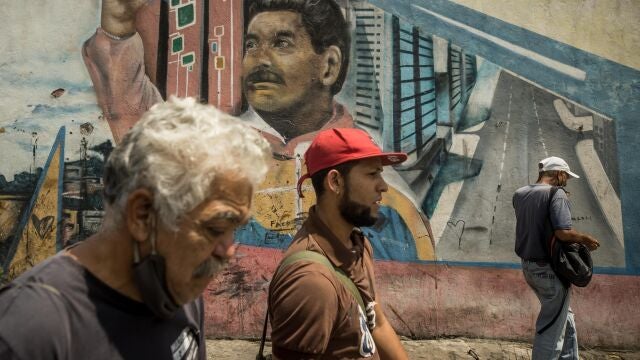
[547,187,593,287]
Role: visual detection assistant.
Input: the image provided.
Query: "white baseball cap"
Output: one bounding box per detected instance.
[539,156,580,178]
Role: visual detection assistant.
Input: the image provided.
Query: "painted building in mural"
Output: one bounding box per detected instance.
[0,0,638,348]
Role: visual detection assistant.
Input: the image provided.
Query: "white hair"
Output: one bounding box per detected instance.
[103,97,270,229]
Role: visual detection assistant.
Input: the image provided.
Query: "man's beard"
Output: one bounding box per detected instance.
[339,189,377,227]
[192,256,228,279]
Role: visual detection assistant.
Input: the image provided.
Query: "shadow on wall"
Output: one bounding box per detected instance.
[422,153,483,218]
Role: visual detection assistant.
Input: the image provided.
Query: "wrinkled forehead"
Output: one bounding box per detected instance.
[210,175,253,204]
[190,174,252,215]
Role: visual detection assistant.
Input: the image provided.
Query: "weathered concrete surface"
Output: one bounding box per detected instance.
[203,245,640,349]
[205,338,640,360]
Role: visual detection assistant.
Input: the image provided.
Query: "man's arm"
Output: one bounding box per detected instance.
[371,302,409,360]
[554,229,600,251]
[550,189,600,251]
[83,0,162,143]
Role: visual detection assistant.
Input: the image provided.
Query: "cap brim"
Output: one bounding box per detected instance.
[566,170,580,179]
[380,152,408,166]
[356,152,407,166]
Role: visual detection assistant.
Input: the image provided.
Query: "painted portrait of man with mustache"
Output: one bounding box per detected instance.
[235,0,434,264]
[240,0,350,148]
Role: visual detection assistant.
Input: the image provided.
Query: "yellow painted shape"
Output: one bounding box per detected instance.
[7,146,61,280]
[451,0,640,70]
[253,159,300,234]
[0,197,26,244]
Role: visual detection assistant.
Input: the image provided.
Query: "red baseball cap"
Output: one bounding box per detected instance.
[297,128,407,197]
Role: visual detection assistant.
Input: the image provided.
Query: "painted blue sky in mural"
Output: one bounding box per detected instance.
[0,0,111,181]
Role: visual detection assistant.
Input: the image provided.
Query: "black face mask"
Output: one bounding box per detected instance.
[132,217,180,319]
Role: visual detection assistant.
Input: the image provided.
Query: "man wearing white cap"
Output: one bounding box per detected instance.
[513,156,600,360]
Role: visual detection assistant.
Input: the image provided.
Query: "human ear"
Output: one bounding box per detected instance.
[125,189,154,243]
[326,169,343,195]
[320,45,342,87]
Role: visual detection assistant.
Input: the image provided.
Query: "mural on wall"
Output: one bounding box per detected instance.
[1,0,638,346]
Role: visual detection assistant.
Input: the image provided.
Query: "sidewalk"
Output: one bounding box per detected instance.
[206,338,640,359]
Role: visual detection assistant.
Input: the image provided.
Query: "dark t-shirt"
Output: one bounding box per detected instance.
[512,184,572,260]
[0,254,205,360]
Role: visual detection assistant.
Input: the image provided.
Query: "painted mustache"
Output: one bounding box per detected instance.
[245,68,285,85]
[192,256,228,279]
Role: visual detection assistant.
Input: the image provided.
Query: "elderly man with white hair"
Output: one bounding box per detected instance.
[0,97,270,360]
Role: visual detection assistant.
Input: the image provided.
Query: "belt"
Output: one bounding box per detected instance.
[523,259,549,266]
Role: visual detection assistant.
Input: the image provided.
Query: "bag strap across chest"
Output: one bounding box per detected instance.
[277,250,365,311]
[256,250,366,360]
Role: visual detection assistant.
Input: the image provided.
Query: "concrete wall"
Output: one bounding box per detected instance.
[0,0,638,348]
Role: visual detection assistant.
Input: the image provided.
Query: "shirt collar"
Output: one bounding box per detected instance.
[241,103,354,158]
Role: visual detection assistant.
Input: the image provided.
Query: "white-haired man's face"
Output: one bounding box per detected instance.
[155,173,253,305]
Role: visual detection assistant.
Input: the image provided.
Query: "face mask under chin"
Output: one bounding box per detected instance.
[132,215,180,319]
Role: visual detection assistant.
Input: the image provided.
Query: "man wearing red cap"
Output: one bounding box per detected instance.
[268,128,409,359]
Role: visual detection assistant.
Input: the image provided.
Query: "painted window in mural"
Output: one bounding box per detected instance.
[393,20,437,154]
[352,5,384,132]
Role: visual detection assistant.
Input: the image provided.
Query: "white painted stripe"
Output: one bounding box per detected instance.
[412,5,587,81]
[575,139,624,247]
[490,85,512,243]
[532,91,548,157]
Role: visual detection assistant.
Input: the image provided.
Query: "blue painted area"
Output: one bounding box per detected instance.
[362,206,419,261]
[423,153,483,218]
[56,128,65,251]
[0,72,90,92]
[236,205,419,261]
[2,127,65,275]
[235,218,294,250]
[30,104,95,115]
[458,60,501,130]
[369,0,640,273]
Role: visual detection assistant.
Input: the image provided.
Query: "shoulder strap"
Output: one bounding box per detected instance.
[547,186,562,212]
[277,250,365,311]
[544,186,562,256]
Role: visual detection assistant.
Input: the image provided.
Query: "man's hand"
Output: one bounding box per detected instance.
[101,0,150,37]
[580,235,600,251]
[554,229,600,251]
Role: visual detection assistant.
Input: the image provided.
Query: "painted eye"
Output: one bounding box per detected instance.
[274,39,291,49]
[245,40,258,51]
